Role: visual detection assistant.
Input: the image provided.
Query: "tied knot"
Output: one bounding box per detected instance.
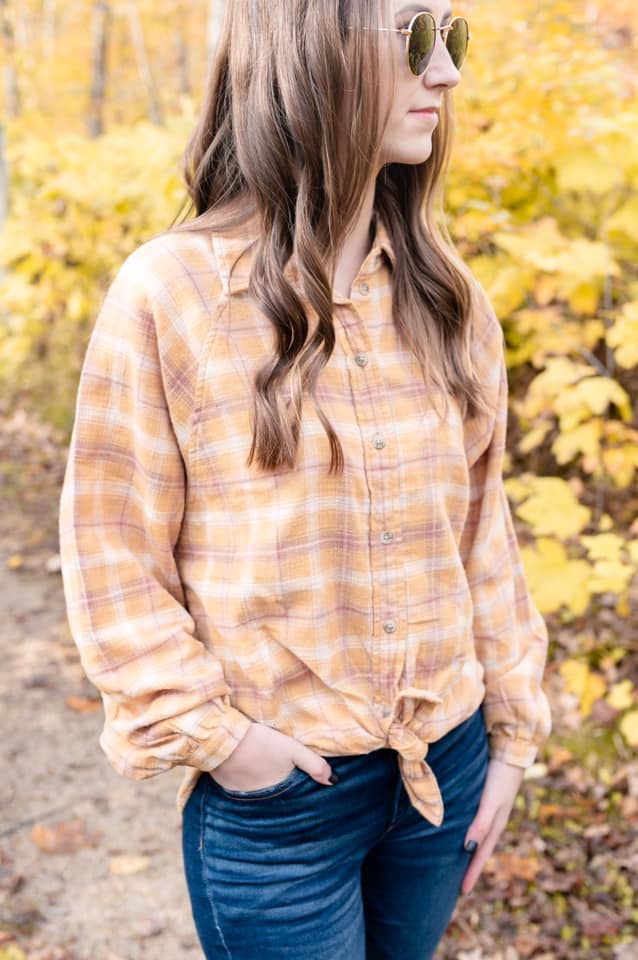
[384,685,446,828]
[386,723,427,763]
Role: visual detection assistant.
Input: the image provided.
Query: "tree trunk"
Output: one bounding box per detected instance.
[42,0,56,59]
[126,0,163,125]
[206,0,224,71]
[1,0,21,118]
[0,123,7,283]
[174,2,191,98]
[87,0,110,138]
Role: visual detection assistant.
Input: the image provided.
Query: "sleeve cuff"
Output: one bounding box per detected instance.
[488,731,540,768]
[187,707,255,773]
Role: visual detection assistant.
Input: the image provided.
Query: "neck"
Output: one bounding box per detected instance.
[332,180,377,301]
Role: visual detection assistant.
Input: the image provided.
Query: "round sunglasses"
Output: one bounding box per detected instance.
[364,12,470,76]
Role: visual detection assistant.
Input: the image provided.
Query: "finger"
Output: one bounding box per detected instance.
[463,803,494,852]
[461,814,507,895]
[292,745,336,785]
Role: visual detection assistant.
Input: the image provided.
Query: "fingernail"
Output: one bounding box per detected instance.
[328,772,340,784]
[464,839,478,853]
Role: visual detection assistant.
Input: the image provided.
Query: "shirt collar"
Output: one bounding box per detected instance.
[210,202,396,299]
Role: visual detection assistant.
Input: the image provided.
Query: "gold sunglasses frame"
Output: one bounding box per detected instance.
[361,11,471,77]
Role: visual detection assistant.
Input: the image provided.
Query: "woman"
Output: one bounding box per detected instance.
[59,0,552,957]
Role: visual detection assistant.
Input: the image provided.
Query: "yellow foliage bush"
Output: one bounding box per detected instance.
[1,0,637,740]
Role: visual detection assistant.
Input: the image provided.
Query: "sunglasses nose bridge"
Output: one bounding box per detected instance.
[422,22,465,77]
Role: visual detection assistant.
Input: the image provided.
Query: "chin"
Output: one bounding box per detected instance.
[378,137,434,170]
[394,146,433,166]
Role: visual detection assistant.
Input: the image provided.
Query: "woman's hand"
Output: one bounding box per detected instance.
[209,722,336,791]
[461,757,525,895]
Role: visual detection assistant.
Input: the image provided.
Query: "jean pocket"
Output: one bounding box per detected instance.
[208,764,308,801]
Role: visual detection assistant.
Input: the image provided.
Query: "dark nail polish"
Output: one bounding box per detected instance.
[328,772,340,784]
[464,839,478,853]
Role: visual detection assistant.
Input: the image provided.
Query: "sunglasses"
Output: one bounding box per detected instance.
[364,12,470,77]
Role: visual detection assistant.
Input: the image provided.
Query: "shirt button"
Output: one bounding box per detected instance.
[372,435,386,449]
[359,282,370,295]
[381,531,393,543]
[383,619,397,633]
[354,353,368,367]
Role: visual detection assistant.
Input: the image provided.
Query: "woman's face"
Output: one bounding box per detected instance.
[377,1,462,168]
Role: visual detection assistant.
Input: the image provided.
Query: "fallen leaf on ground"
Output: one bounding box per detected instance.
[31,819,102,854]
[484,851,541,882]
[64,695,101,713]
[108,855,150,876]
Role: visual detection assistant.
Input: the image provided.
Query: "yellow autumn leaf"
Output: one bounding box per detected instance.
[606,680,634,712]
[559,659,606,719]
[67,288,86,322]
[607,301,638,370]
[552,420,602,465]
[555,377,632,424]
[520,538,592,616]
[602,447,638,488]
[529,358,597,393]
[0,947,27,960]
[514,477,591,538]
[619,711,638,748]
[567,282,600,316]
[607,197,638,246]
[503,476,533,502]
[555,147,624,196]
[598,514,614,532]
[534,274,558,306]
[627,540,638,566]
[616,594,631,618]
[522,359,598,421]
[588,560,635,594]
[493,217,566,269]
[580,534,625,563]
[518,422,552,455]
[553,240,620,284]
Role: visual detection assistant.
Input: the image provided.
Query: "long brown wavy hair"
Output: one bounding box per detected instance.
[166,0,493,473]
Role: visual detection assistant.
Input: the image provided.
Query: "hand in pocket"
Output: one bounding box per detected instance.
[209,722,336,791]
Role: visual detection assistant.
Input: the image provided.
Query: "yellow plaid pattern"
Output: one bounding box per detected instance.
[59,207,551,827]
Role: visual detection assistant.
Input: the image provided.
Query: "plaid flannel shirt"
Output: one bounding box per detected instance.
[59,206,551,826]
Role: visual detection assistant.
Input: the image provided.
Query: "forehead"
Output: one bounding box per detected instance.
[392,1,453,18]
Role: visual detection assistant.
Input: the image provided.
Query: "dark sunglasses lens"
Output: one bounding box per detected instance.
[446,18,469,69]
[408,13,435,76]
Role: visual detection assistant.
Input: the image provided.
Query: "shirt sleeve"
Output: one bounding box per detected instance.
[58,252,253,781]
[460,290,552,769]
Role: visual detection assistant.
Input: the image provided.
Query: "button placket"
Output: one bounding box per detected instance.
[340,309,406,721]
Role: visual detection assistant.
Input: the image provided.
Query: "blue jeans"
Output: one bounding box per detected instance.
[181,703,489,959]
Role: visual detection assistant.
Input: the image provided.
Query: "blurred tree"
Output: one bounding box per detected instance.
[1,0,21,118]
[126,0,163,125]
[42,0,57,59]
[87,0,110,137]
[207,0,224,69]
[0,123,6,282]
[174,0,191,97]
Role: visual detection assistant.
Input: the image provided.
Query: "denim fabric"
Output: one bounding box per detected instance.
[181,703,489,959]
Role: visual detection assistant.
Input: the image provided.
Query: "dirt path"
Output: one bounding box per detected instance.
[0,564,205,959]
[0,413,203,959]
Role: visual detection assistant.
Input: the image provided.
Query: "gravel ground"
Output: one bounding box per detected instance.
[0,562,204,959]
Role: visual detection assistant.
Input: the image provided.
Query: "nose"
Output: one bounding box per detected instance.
[422,28,461,89]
